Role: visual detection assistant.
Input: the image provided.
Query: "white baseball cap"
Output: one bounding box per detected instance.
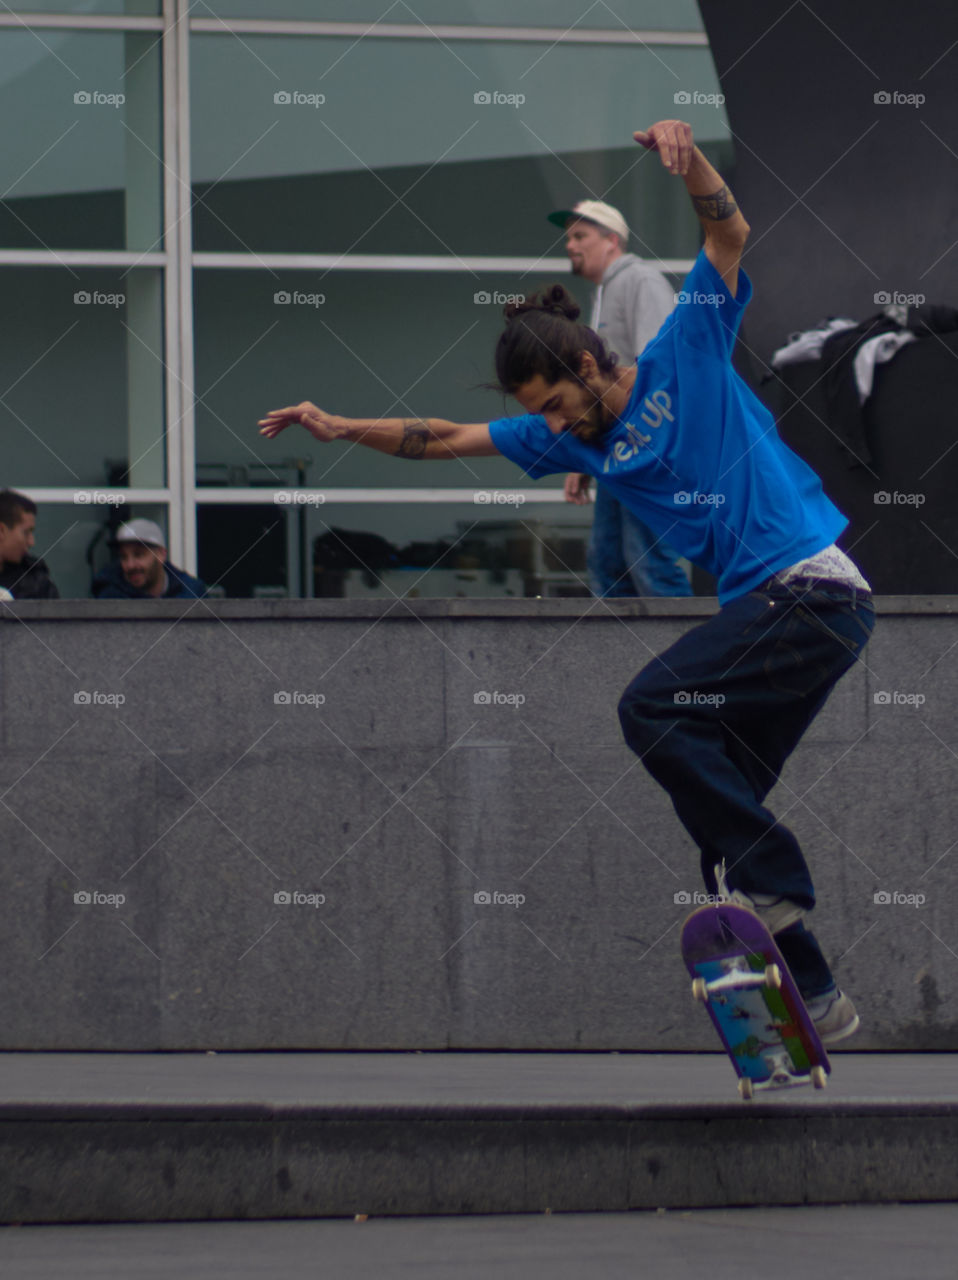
[114,518,166,548]
[547,199,630,244]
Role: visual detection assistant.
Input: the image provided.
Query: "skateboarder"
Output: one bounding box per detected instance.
[259,118,873,1045]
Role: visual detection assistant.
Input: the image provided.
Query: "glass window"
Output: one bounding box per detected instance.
[196,499,593,600]
[193,267,596,491]
[194,1,704,30]
[190,34,727,256]
[20,501,169,601]
[0,30,162,250]
[0,268,166,489]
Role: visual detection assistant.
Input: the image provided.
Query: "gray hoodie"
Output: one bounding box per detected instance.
[592,252,675,365]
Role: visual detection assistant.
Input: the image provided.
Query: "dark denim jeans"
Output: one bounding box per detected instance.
[588,486,693,598]
[617,579,875,996]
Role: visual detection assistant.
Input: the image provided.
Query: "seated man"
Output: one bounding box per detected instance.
[92,518,207,599]
[0,489,60,599]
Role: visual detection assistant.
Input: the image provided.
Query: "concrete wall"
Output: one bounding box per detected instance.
[1,597,955,1050]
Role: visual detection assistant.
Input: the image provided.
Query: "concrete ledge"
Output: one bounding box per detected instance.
[0,1054,955,1222]
[4,595,958,620]
[1,599,956,1049]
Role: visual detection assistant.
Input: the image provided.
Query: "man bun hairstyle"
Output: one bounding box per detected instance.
[494,283,618,395]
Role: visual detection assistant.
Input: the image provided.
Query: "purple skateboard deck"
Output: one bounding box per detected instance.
[680,903,830,1099]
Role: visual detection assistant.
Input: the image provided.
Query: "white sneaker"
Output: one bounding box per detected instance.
[713,860,808,934]
[805,988,861,1044]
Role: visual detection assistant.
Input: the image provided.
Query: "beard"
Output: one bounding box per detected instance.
[568,391,610,446]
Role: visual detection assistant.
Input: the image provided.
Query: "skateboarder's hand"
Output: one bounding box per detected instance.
[633,120,694,175]
[564,473,592,505]
[258,401,345,442]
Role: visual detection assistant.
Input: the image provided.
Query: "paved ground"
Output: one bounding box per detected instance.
[0,1205,955,1278]
[0,1051,955,1108]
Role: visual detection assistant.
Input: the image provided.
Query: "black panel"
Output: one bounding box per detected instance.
[699,0,958,590]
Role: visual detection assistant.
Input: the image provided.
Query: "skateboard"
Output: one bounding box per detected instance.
[680,902,830,1100]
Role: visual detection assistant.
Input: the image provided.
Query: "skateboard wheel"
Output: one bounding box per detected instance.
[738,1076,754,1100]
[764,964,782,989]
[811,1065,827,1090]
[691,977,709,1003]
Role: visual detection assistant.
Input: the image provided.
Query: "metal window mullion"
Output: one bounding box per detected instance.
[0,14,163,30]
[26,489,172,504]
[191,252,695,274]
[187,19,706,46]
[0,251,166,267]
[193,489,565,504]
[160,0,183,569]
[164,0,196,575]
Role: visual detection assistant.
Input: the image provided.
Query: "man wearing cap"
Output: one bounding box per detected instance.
[549,199,692,598]
[92,519,207,599]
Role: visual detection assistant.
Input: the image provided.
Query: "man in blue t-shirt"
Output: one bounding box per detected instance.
[259,119,874,1045]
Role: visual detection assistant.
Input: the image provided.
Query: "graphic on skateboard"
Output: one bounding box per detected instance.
[680,902,830,1100]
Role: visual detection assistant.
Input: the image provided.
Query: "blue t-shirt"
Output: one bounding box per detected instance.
[488,250,846,603]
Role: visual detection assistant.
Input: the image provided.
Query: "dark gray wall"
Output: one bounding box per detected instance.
[0,598,954,1050]
[699,0,958,365]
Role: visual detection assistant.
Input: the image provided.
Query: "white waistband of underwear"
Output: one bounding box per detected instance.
[776,544,872,592]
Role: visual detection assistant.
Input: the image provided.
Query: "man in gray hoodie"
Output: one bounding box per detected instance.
[550,199,692,598]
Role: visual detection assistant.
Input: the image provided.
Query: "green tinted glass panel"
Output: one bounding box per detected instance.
[1,268,166,488]
[190,34,728,255]
[0,30,162,249]
[194,1,703,29]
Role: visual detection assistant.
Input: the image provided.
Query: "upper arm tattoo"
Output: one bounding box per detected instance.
[396,419,429,459]
[692,184,738,222]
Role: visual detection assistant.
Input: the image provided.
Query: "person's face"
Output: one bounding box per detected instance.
[0,511,36,565]
[564,218,619,283]
[513,369,610,445]
[119,541,167,593]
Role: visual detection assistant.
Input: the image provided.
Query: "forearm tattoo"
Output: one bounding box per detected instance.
[396,419,429,458]
[692,184,738,222]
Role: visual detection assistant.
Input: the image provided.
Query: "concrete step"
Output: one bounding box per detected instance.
[1,1052,956,1223]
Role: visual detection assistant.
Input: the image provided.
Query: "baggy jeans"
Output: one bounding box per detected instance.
[617,578,875,996]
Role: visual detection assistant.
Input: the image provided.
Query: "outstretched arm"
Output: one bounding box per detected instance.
[258,403,499,459]
[633,120,750,298]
